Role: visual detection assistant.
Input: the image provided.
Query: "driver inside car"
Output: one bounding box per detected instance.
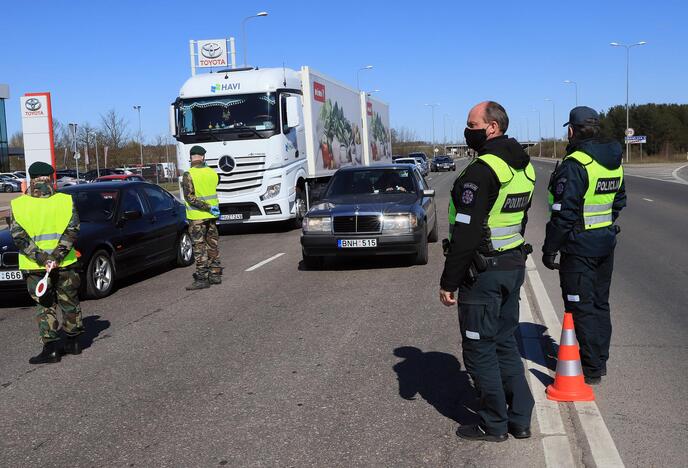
[376,172,408,193]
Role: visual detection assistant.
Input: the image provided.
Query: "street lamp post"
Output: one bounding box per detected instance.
[424,103,439,153]
[532,109,542,158]
[563,80,578,106]
[545,98,557,158]
[366,89,380,96]
[68,123,78,179]
[242,11,268,67]
[611,41,647,163]
[356,65,373,91]
[133,105,143,170]
[523,116,530,156]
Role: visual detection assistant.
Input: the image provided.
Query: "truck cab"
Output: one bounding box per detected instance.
[171,67,308,225]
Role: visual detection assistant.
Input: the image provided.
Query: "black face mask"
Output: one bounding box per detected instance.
[464,127,488,151]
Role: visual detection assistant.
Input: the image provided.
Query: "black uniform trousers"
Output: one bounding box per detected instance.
[457,252,534,435]
[559,251,614,378]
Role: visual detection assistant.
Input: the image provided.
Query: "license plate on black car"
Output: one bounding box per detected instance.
[0,270,23,281]
[338,239,377,248]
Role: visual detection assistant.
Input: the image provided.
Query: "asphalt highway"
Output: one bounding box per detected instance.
[0,158,686,467]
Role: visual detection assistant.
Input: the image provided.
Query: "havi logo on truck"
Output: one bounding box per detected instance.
[313,82,325,103]
[211,83,240,93]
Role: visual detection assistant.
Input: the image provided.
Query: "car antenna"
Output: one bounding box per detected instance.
[282,62,287,87]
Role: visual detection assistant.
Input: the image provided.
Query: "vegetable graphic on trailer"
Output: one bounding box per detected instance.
[20,92,56,178]
[308,74,363,172]
[361,95,392,165]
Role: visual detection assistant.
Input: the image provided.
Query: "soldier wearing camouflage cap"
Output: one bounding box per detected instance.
[181,145,223,290]
[10,161,85,364]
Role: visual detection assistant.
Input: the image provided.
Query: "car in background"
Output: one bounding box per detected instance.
[407,152,430,176]
[94,174,146,183]
[394,157,428,177]
[430,155,456,172]
[56,176,84,189]
[0,181,193,299]
[83,168,127,182]
[300,164,438,269]
[0,175,22,192]
[0,172,22,181]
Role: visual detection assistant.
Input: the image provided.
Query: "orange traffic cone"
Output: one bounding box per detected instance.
[546,312,595,402]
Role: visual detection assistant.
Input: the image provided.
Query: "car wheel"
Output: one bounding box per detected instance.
[86,249,115,299]
[291,187,307,229]
[428,215,439,243]
[415,228,429,265]
[302,250,323,270]
[176,230,194,267]
[3,185,12,193]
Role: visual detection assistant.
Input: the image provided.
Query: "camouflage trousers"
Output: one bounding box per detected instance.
[189,219,221,278]
[25,268,84,344]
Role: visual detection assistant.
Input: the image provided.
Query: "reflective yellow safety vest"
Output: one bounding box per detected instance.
[556,151,624,230]
[11,193,78,271]
[185,166,219,220]
[479,154,536,252]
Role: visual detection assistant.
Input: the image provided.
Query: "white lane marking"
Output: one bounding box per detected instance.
[624,173,688,185]
[671,163,688,184]
[525,257,625,467]
[245,253,285,272]
[642,198,654,202]
[520,291,576,468]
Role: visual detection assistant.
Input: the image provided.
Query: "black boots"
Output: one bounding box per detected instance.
[186,274,210,290]
[209,274,222,285]
[62,336,82,355]
[29,341,62,365]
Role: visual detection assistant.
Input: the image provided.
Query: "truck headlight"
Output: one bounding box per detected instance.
[260,183,281,201]
[382,214,417,232]
[303,216,332,233]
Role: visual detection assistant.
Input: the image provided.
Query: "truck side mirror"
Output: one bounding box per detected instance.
[169,104,177,136]
[286,96,301,128]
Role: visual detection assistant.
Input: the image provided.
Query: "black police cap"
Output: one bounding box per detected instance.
[563,106,600,127]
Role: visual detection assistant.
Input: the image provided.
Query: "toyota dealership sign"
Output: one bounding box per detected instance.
[197,39,228,68]
[20,93,56,175]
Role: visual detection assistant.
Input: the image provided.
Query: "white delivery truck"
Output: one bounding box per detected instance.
[170,66,391,226]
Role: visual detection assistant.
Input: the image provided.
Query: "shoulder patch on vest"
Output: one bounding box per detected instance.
[554,177,567,196]
[460,185,477,207]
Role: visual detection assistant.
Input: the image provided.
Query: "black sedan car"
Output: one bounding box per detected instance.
[430,155,456,172]
[300,164,438,268]
[0,181,193,298]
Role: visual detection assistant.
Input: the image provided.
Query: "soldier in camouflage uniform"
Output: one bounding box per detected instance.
[10,162,84,364]
[182,145,222,290]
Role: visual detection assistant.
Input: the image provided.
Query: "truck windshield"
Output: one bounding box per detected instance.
[177,93,279,142]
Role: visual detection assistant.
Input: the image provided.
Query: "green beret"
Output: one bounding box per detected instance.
[190,145,207,156]
[28,162,55,177]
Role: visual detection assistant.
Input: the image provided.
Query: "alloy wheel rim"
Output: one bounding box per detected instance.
[181,234,193,262]
[93,256,112,291]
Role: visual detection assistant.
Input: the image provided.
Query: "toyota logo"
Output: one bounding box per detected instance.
[201,42,223,59]
[218,155,236,173]
[25,98,41,111]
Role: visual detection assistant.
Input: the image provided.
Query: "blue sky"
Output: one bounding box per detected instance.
[2,0,686,144]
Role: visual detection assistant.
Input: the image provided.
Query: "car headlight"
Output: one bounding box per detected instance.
[303,216,332,233]
[382,214,418,232]
[260,183,281,201]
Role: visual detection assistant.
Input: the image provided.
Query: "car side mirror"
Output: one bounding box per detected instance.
[422,189,435,197]
[122,210,142,221]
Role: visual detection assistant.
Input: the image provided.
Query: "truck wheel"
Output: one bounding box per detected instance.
[414,229,429,265]
[291,187,307,229]
[302,251,323,270]
[428,215,439,243]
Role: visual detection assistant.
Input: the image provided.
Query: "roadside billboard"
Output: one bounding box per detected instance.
[20,92,55,177]
[302,67,364,178]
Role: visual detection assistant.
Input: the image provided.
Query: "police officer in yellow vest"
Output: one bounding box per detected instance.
[543,106,626,385]
[10,162,84,364]
[440,101,535,442]
[182,145,222,290]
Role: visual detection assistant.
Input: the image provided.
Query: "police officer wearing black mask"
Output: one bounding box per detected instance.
[542,106,626,385]
[440,101,535,442]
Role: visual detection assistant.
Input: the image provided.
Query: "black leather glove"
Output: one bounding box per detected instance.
[542,252,560,270]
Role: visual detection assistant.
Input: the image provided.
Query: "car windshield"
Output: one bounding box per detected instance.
[408,153,427,161]
[72,190,120,222]
[435,156,451,162]
[395,158,418,164]
[326,169,416,197]
[177,93,279,142]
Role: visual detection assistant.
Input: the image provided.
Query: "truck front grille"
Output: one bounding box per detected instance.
[333,215,381,234]
[207,153,266,196]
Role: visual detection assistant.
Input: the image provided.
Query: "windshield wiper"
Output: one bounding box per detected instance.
[232,126,266,139]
